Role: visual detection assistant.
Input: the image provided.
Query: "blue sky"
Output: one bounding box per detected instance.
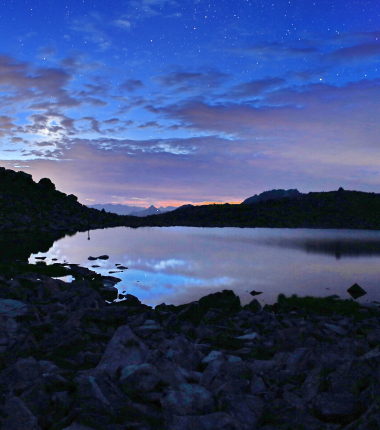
[1,0,380,207]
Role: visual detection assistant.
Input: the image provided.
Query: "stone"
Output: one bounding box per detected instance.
[243,298,262,312]
[166,412,245,430]
[325,323,348,336]
[165,335,204,371]
[0,356,42,392]
[347,283,367,299]
[3,258,380,430]
[161,383,215,416]
[95,325,149,379]
[201,350,227,364]
[219,394,264,428]
[366,328,380,343]
[0,298,34,317]
[1,396,42,430]
[236,332,259,340]
[215,379,250,397]
[118,363,161,393]
[151,357,188,387]
[249,375,266,394]
[198,290,241,314]
[250,290,263,296]
[63,423,96,430]
[177,302,202,325]
[312,392,367,424]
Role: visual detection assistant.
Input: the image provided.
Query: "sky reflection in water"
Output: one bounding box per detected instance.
[29,227,380,308]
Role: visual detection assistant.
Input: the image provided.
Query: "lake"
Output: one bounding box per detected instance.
[29,227,380,308]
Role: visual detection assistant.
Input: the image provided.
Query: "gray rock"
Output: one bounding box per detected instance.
[201,350,227,364]
[219,394,264,429]
[63,423,96,430]
[0,356,42,392]
[165,335,204,370]
[313,392,367,424]
[301,364,323,401]
[236,332,259,340]
[215,379,250,397]
[325,323,348,336]
[166,412,245,430]
[95,325,149,379]
[250,375,267,394]
[161,383,215,416]
[4,259,380,430]
[118,363,161,393]
[285,347,310,375]
[150,356,188,387]
[0,298,33,317]
[178,301,202,325]
[1,396,42,430]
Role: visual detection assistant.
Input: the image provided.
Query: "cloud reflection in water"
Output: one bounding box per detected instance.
[29,227,380,307]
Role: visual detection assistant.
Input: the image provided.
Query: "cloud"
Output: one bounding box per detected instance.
[104,118,120,124]
[60,52,102,72]
[37,45,57,59]
[119,79,144,92]
[233,42,319,60]
[127,0,178,18]
[154,71,229,89]
[327,42,380,62]
[287,68,328,82]
[138,121,162,129]
[0,115,17,137]
[0,55,79,111]
[114,19,131,29]
[71,17,112,51]
[225,77,286,99]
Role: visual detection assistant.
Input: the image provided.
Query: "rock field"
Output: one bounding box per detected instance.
[1,264,380,429]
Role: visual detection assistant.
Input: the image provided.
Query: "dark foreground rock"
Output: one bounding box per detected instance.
[2,266,380,429]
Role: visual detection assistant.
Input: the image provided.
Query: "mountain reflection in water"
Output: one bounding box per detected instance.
[25,227,380,308]
[255,237,380,259]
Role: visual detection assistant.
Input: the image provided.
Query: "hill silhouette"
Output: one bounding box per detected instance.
[1,168,380,231]
[0,168,137,232]
[242,188,301,204]
[139,188,380,229]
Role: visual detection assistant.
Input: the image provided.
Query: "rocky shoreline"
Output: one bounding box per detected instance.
[1,262,380,429]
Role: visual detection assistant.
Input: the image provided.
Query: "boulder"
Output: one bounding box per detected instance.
[118,363,161,394]
[347,283,367,299]
[1,396,42,430]
[219,394,264,428]
[312,392,367,424]
[165,335,204,371]
[198,290,241,314]
[95,325,149,379]
[161,383,215,416]
[166,412,245,430]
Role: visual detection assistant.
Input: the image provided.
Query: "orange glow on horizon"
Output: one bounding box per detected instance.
[105,199,243,208]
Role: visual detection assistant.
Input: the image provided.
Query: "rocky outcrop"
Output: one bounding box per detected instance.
[0,167,140,232]
[1,263,380,429]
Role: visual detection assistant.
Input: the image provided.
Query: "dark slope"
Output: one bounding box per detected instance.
[0,168,139,232]
[139,189,380,229]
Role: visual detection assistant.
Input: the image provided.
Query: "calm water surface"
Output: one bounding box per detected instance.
[29,227,380,308]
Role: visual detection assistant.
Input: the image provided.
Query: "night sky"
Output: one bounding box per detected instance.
[1,0,380,207]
